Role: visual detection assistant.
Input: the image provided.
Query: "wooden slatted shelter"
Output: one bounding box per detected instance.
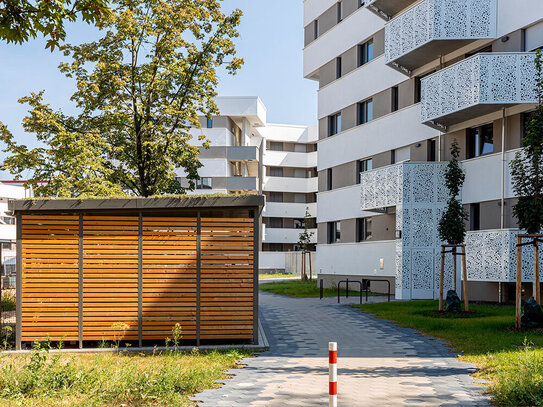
[10,196,263,350]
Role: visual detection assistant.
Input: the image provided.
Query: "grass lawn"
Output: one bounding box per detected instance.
[260,279,382,298]
[259,273,299,279]
[353,300,543,406]
[0,345,252,406]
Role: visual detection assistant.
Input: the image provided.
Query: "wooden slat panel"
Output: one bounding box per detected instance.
[82,215,139,341]
[200,218,254,340]
[20,214,79,342]
[142,217,197,340]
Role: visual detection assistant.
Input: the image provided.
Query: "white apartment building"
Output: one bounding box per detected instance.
[303,0,543,301]
[176,97,318,273]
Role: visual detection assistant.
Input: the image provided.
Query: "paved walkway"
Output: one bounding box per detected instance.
[193,292,489,406]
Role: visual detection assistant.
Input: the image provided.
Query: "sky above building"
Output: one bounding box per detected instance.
[0,0,317,169]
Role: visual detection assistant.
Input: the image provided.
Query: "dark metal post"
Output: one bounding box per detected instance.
[15,214,22,351]
[78,215,83,349]
[196,212,201,347]
[387,280,391,302]
[320,279,323,299]
[346,278,349,298]
[337,282,340,304]
[359,281,362,305]
[138,213,143,348]
[252,209,260,345]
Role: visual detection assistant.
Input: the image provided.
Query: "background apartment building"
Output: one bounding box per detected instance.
[303,0,543,300]
[176,97,317,273]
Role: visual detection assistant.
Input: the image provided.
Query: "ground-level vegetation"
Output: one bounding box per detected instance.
[260,279,381,298]
[259,273,299,280]
[354,300,543,406]
[0,289,15,312]
[0,343,252,407]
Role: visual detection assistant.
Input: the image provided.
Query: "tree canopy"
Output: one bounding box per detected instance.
[510,50,543,234]
[0,0,243,197]
[0,0,111,50]
[438,140,468,245]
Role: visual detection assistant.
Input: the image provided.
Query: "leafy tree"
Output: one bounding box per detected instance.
[438,140,468,245]
[297,208,314,252]
[511,50,543,234]
[0,0,111,50]
[0,0,243,197]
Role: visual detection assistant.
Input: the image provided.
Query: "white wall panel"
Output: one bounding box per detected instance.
[318,104,438,171]
[303,0,340,27]
[259,124,318,143]
[264,228,318,244]
[497,0,543,38]
[316,241,396,277]
[263,177,318,193]
[318,56,406,118]
[263,202,317,219]
[303,8,384,78]
[264,151,317,168]
[259,252,286,270]
[318,185,377,223]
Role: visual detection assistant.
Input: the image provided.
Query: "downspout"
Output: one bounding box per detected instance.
[499,108,506,303]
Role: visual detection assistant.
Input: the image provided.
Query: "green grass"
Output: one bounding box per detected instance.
[259,273,298,280]
[353,300,543,406]
[260,279,382,298]
[0,343,252,406]
[1,290,15,312]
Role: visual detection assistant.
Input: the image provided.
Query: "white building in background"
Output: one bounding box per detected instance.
[177,97,317,273]
[303,0,543,301]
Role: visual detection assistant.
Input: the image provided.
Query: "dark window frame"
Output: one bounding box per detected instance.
[327,221,341,244]
[327,168,333,191]
[206,118,213,128]
[357,158,373,184]
[356,218,372,242]
[467,123,494,159]
[337,1,343,23]
[196,177,212,190]
[470,203,481,231]
[336,57,342,79]
[358,39,374,67]
[314,19,319,40]
[328,113,342,137]
[391,86,399,112]
[357,99,373,126]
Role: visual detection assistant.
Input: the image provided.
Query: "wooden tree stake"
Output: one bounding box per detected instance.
[453,246,457,292]
[439,247,445,311]
[516,235,522,329]
[461,245,469,312]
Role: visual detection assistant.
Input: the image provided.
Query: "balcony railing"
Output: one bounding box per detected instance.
[227,146,258,161]
[360,162,447,211]
[226,176,258,191]
[421,53,538,129]
[365,0,418,20]
[385,0,496,73]
[466,229,543,282]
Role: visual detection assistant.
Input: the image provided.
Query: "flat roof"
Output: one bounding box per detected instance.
[9,195,264,212]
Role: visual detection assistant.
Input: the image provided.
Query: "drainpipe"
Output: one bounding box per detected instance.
[501,108,506,229]
[438,132,442,161]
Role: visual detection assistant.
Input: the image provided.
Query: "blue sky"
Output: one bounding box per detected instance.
[0,0,317,155]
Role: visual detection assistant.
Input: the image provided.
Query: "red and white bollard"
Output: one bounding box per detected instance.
[329,342,337,407]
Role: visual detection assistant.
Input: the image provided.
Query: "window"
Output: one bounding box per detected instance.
[206,118,213,128]
[270,167,283,177]
[327,168,333,191]
[391,150,396,164]
[269,218,283,229]
[336,57,342,79]
[414,76,422,103]
[470,203,480,231]
[328,113,341,137]
[267,243,283,252]
[357,158,373,183]
[196,177,212,190]
[269,192,283,202]
[314,20,319,40]
[327,221,341,244]
[294,219,304,229]
[428,139,437,162]
[358,0,365,7]
[357,218,372,242]
[270,141,283,151]
[294,193,306,203]
[467,123,494,158]
[358,39,374,67]
[337,1,343,23]
[391,86,399,112]
[2,216,15,225]
[357,99,373,125]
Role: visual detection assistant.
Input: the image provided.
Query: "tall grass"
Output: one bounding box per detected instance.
[0,340,251,406]
[0,290,15,312]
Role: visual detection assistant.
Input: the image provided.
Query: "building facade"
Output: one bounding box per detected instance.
[177,97,318,273]
[303,0,543,300]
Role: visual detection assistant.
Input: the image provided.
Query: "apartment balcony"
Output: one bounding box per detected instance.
[385,0,497,73]
[421,53,538,129]
[227,146,258,161]
[360,162,447,212]
[365,0,417,20]
[263,202,317,219]
[466,229,543,282]
[263,151,317,168]
[226,176,258,192]
[263,176,318,194]
[263,227,317,244]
